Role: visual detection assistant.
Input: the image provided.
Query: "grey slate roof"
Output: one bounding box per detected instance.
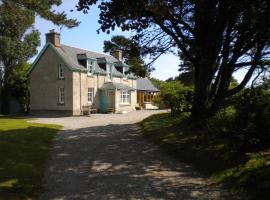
[99,82,136,91]
[54,44,136,79]
[60,44,118,63]
[137,78,160,92]
[28,42,137,79]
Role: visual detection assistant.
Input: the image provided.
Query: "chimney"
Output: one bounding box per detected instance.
[46,29,61,47]
[112,50,123,61]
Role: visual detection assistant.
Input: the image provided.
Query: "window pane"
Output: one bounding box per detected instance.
[88,88,94,103]
[59,64,64,78]
[120,90,130,103]
[59,87,65,103]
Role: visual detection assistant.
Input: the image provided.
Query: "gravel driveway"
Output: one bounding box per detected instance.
[33,110,234,200]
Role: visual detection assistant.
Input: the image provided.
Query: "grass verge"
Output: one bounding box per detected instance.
[0,117,62,200]
[140,113,270,200]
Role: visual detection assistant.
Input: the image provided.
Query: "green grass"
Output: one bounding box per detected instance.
[140,113,270,199]
[0,117,62,200]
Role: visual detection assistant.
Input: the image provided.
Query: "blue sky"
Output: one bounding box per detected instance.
[33,0,244,82]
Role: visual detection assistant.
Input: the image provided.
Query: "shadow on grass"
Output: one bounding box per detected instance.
[140,113,270,199]
[0,125,60,200]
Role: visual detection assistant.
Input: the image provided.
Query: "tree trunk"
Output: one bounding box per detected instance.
[191,61,213,122]
[191,81,208,121]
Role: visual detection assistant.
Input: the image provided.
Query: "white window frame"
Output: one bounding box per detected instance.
[58,63,64,79]
[87,88,94,104]
[58,87,65,104]
[120,90,130,104]
[87,60,95,75]
[107,64,113,79]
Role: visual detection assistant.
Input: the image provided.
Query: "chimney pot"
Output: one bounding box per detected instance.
[46,30,61,47]
[112,50,123,61]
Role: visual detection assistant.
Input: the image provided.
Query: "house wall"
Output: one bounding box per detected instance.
[30,45,137,115]
[29,46,73,115]
[72,72,106,115]
[115,90,137,112]
[72,73,137,114]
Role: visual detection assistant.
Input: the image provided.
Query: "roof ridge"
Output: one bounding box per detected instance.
[61,43,113,57]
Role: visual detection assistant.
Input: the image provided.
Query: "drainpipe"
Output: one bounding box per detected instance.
[97,73,99,88]
[79,71,82,115]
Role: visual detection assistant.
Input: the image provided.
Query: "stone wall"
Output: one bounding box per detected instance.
[29,46,73,113]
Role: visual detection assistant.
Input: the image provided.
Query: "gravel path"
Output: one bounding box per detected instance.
[32,111,234,200]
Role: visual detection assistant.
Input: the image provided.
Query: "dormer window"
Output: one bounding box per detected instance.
[87,60,95,75]
[106,64,113,79]
[58,63,64,79]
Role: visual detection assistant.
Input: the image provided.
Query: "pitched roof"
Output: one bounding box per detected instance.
[99,82,136,91]
[28,43,137,79]
[60,44,118,63]
[136,78,160,92]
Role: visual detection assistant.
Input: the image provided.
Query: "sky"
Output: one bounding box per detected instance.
[33,0,245,82]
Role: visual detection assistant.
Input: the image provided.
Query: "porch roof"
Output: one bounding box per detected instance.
[99,82,136,91]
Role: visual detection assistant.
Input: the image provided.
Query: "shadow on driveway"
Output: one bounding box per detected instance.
[40,123,233,200]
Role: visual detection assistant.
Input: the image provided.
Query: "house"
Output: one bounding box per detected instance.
[137,78,160,109]
[28,30,138,115]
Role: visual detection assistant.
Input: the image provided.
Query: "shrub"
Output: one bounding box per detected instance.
[232,88,270,147]
[208,88,270,148]
[153,81,193,115]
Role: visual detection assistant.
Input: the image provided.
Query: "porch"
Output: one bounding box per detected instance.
[137,91,159,109]
[99,82,136,113]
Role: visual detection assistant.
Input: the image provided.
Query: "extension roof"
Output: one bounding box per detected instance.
[99,82,136,91]
[136,78,160,92]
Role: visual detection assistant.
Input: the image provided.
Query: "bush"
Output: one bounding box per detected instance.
[153,81,193,115]
[207,88,270,148]
[233,88,270,147]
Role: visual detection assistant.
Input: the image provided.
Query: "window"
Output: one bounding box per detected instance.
[87,88,94,103]
[58,87,65,104]
[107,64,113,79]
[87,60,95,75]
[120,90,130,104]
[58,63,64,79]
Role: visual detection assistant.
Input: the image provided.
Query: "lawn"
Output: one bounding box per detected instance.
[140,113,270,200]
[0,117,62,200]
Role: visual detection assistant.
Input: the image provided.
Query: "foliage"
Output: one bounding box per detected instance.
[208,88,270,148]
[141,113,270,199]
[148,77,164,89]
[0,0,79,114]
[234,88,270,147]
[0,117,61,199]
[8,0,79,28]
[154,81,193,115]
[77,0,270,120]
[4,63,31,113]
[103,35,149,77]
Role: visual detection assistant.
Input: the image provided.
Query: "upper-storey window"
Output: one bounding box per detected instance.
[87,60,95,75]
[107,64,113,79]
[58,63,64,79]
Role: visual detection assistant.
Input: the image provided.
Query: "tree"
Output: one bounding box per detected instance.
[103,35,149,77]
[4,63,31,113]
[154,81,193,115]
[0,0,79,113]
[77,0,270,121]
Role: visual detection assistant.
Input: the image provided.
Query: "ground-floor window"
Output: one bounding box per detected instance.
[88,87,94,103]
[120,90,130,104]
[58,87,65,104]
